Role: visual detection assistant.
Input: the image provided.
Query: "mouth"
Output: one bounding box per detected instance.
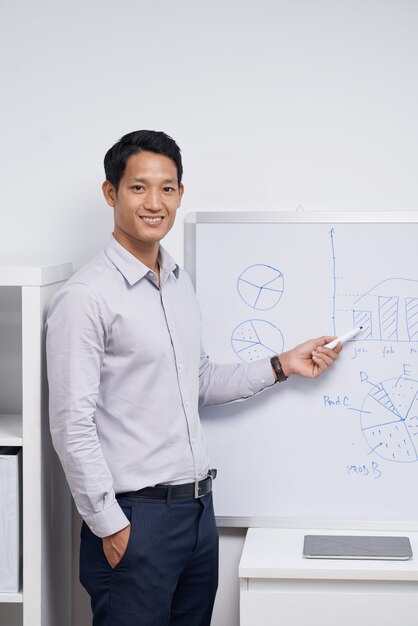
[139,216,164,225]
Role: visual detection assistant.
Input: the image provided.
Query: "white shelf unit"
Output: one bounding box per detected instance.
[0,414,22,445]
[0,264,72,626]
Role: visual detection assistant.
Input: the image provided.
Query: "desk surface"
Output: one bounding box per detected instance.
[239,528,418,581]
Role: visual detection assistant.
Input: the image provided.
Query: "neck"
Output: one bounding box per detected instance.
[113,231,160,274]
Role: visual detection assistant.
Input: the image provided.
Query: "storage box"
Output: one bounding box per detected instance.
[0,447,21,592]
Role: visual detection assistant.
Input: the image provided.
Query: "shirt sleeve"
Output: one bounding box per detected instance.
[198,344,277,407]
[46,282,129,538]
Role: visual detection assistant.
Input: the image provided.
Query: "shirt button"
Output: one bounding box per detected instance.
[261,378,266,384]
[90,525,94,530]
[178,363,183,370]
[185,401,190,407]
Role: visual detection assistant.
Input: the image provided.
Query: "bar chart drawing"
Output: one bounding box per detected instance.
[351,278,418,342]
[361,376,418,463]
[329,227,417,342]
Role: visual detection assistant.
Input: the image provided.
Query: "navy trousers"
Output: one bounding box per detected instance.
[79,491,219,626]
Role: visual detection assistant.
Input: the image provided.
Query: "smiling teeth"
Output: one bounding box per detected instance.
[141,217,163,223]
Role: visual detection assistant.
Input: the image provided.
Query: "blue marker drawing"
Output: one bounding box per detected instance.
[351,278,418,342]
[406,298,418,340]
[360,375,418,463]
[329,228,337,335]
[237,264,284,310]
[231,319,284,362]
[329,227,417,342]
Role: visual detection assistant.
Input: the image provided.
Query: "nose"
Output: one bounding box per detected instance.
[143,188,164,211]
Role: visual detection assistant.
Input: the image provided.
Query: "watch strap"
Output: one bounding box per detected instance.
[270,355,288,383]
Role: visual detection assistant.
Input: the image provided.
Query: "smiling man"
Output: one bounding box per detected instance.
[102,145,183,272]
[46,130,341,626]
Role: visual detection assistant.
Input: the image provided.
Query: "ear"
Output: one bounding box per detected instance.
[102,180,117,207]
[178,183,185,208]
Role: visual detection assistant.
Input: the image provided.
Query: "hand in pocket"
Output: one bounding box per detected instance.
[102,523,131,568]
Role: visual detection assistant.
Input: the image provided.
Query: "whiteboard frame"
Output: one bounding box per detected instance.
[184,211,418,530]
[185,211,418,288]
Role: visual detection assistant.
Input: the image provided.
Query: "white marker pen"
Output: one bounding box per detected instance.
[324,327,363,350]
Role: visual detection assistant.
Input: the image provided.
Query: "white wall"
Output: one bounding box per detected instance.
[1,1,417,624]
[1,0,418,271]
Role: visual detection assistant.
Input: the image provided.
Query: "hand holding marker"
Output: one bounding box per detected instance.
[324,326,363,350]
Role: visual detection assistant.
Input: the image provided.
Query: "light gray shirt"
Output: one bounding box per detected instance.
[46,235,276,537]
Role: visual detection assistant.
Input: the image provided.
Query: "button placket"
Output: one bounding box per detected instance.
[160,286,199,475]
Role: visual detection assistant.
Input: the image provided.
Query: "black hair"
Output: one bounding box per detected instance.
[104,130,183,191]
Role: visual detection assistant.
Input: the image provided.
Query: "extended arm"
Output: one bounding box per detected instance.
[198,336,341,407]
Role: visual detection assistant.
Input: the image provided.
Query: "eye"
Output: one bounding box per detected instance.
[163,186,176,193]
[132,185,145,192]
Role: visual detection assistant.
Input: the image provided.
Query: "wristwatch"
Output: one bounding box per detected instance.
[270,355,288,383]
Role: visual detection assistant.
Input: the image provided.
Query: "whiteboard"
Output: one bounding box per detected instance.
[185,212,418,526]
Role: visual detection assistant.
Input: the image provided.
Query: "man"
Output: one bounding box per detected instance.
[46,130,341,626]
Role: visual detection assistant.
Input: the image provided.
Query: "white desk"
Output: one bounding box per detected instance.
[239,528,418,626]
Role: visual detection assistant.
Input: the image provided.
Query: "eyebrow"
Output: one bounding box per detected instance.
[129,177,177,184]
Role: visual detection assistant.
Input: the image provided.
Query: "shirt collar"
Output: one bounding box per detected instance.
[104,235,179,286]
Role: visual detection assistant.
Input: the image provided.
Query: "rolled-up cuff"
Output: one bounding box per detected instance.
[83,500,130,538]
[246,357,276,393]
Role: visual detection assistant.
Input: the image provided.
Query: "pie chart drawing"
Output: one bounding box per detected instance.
[361,377,418,463]
[237,264,284,310]
[231,319,284,363]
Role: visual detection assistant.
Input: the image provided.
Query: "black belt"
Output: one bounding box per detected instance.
[117,469,217,500]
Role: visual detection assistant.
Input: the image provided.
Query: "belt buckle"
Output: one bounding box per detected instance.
[194,474,213,500]
[194,469,216,499]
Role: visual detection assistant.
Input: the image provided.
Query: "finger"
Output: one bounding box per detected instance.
[320,346,341,359]
[310,355,328,378]
[316,338,343,355]
[311,352,329,371]
[322,335,336,345]
[311,336,338,352]
[312,348,335,368]
[312,345,338,361]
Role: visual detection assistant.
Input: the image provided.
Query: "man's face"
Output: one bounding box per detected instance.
[102,150,184,255]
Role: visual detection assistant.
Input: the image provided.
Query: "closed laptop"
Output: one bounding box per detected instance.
[303,535,413,560]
